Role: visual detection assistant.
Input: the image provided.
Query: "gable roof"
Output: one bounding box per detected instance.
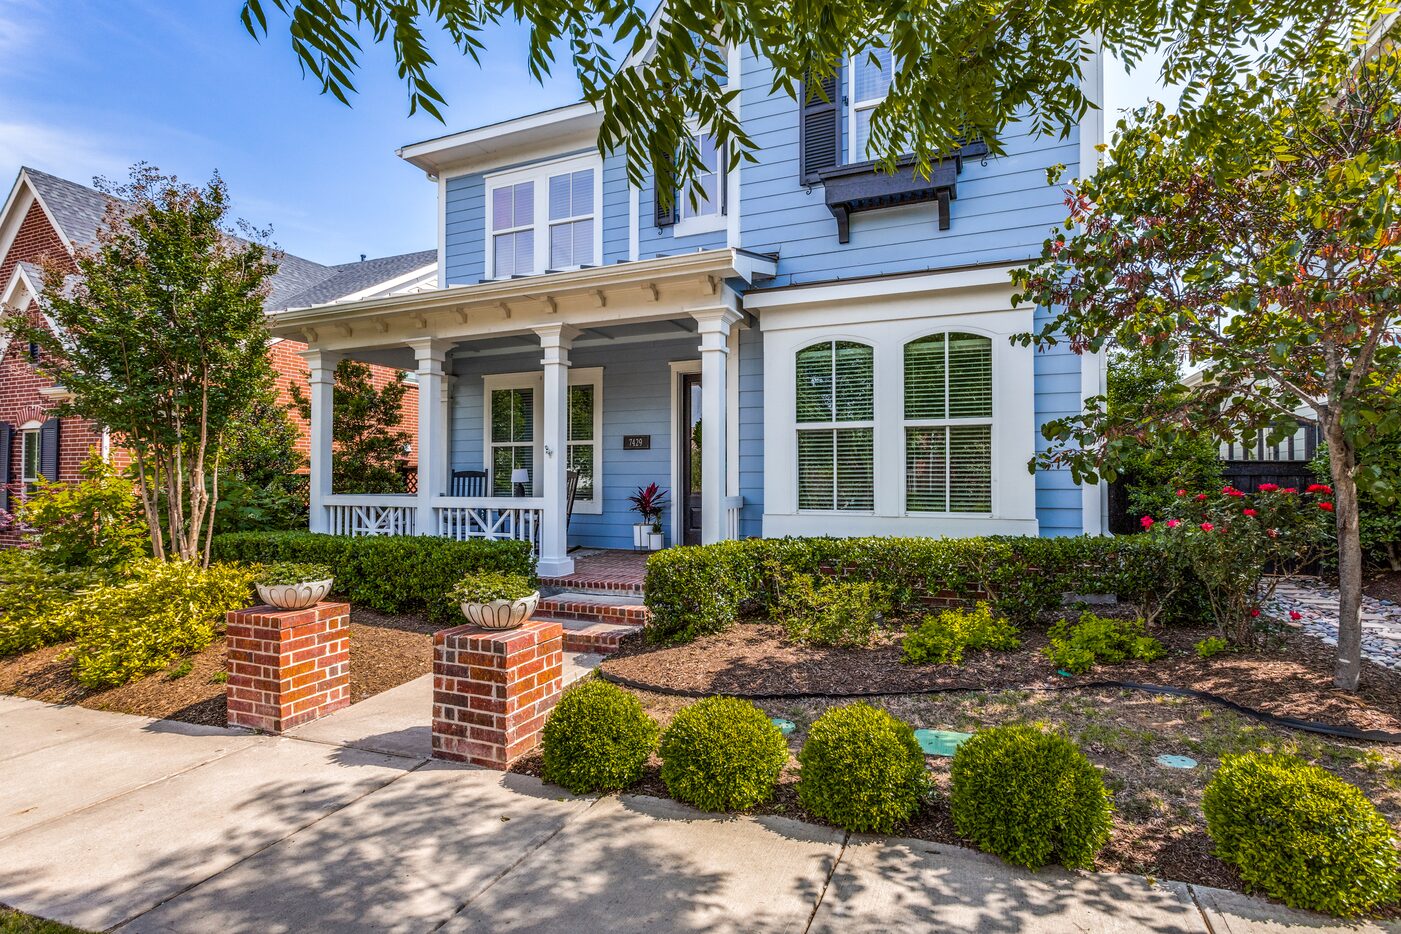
[5,167,434,312]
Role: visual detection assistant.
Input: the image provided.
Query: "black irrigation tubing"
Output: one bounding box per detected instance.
[595,670,1401,745]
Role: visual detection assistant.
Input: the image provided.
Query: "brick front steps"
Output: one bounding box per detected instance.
[534,590,647,655]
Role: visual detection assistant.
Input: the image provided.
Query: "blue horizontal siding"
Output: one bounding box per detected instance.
[738,325,764,538]
[444,174,485,284]
[602,150,630,264]
[1031,302,1086,536]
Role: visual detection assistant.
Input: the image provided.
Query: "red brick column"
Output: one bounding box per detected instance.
[225,602,351,733]
[432,619,564,768]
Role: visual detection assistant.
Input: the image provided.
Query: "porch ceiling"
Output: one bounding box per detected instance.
[266,248,775,355]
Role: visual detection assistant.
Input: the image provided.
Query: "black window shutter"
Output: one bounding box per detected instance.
[654,156,676,229]
[39,417,60,482]
[799,70,841,184]
[0,422,11,513]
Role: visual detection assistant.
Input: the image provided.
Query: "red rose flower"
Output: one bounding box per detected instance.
[1282,487,1298,494]
[1222,486,1244,497]
[1200,522,1214,532]
[1258,483,1278,492]
[1166,519,1180,528]
[1242,508,1257,517]
[1319,501,1335,512]
[1175,489,1187,497]
[1289,610,1302,621]
[1250,607,1261,618]
[1267,528,1279,538]
[1140,516,1154,530]
[1307,483,1333,495]
[1196,493,1208,501]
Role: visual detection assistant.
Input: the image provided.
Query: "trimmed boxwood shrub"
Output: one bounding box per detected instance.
[1203,753,1400,917]
[541,679,659,794]
[658,696,788,811]
[797,703,927,832]
[950,724,1113,870]
[777,573,891,647]
[211,531,534,620]
[644,535,1205,645]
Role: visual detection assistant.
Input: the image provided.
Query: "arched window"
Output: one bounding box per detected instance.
[795,340,874,510]
[904,333,993,513]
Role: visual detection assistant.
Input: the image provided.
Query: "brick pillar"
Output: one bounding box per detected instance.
[432,619,564,768]
[226,602,351,733]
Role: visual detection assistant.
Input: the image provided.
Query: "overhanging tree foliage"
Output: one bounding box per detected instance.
[292,358,413,494]
[4,166,278,565]
[1012,42,1401,691]
[239,0,1387,205]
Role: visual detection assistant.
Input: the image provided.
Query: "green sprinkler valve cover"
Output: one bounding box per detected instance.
[914,729,973,757]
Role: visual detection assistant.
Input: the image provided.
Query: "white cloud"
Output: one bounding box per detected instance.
[0,119,131,183]
[0,0,42,65]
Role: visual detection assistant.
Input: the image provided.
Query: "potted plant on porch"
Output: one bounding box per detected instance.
[628,483,669,551]
[255,562,336,610]
[451,571,540,630]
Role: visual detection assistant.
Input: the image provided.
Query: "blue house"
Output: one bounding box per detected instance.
[269,41,1108,579]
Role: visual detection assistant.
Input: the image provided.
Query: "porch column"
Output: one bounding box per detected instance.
[691,306,744,544]
[300,348,340,534]
[535,324,579,577]
[409,338,452,536]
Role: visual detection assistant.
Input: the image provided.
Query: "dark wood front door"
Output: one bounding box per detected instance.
[681,373,702,546]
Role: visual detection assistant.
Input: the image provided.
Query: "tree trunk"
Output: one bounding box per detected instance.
[1327,424,1364,692]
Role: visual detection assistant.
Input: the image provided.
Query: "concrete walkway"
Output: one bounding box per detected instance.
[0,692,1395,934]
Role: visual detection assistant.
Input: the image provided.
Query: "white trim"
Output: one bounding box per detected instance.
[437,173,448,289]
[1079,35,1107,536]
[847,47,892,163]
[484,153,605,279]
[398,102,602,176]
[726,43,743,250]
[565,366,604,515]
[483,371,545,497]
[726,324,740,497]
[668,359,703,547]
[628,182,640,262]
[672,125,726,238]
[338,263,439,303]
[19,426,41,493]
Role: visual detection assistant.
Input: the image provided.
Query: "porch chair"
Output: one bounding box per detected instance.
[450,469,487,497]
[566,469,580,551]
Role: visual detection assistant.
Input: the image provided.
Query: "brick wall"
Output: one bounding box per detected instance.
[225,601,351,733]
[0,200,72,288]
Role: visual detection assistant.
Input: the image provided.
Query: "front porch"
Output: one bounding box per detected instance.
[271,248,772,577]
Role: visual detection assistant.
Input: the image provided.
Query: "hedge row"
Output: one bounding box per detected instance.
[211,531,534,620]
[643,535,1207,644]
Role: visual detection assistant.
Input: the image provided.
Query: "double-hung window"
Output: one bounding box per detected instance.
[675,132,724,235]
[566,367,603,512]
[489,386,535,496]
[903,333,993,513]
[848,46,892,162]
[483,368,603,510]
[795,340,875,511]
[486,156,601,278]
[20,428,40,497]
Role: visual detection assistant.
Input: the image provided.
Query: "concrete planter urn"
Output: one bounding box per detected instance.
[460,592,540,631]
[257,578,335,611]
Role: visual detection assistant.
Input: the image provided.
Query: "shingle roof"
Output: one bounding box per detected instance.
[17,167,432,311]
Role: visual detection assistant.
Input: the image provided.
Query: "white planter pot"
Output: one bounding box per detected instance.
[257,578,334,611]
[647,531,665,551]
[633,523,651,548]
[460,591,540,630]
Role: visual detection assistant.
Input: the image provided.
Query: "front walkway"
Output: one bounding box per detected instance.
[1,695,1392,932]
[1266,577,1401,671]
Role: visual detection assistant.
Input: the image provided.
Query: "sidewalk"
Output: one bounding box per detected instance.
[0,691,1395,933]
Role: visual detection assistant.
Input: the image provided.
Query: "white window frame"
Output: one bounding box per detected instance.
[901,331,995,517]
[484,153,604,279]
[674,128,727,238]
[19,423,40,497]
[847,46,893,163]
[794,339,876,514]
[481,367,604,514]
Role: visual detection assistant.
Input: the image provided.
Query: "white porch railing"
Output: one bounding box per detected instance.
[324,495,417,536]
[724,495,745,541]
[432,496,543,553]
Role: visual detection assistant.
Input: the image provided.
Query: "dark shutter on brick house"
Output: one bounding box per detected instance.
[39,417,60,482]
[0,422,11,513]
[799,70,841,184]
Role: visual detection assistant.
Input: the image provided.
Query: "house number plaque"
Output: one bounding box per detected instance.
[623,435,651,450]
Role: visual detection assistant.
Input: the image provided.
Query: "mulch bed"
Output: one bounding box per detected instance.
[0,606,440,727]
[1366,568,1401,605]
[600,619,1401,734]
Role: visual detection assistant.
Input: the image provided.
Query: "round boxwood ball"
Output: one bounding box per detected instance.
[1203,752,1400,917]
[541,679,659,794]
[797,703,927,832]
[949,724,1112,870]
[658,695,788,811]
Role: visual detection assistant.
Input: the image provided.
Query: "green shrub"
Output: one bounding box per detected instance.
[16,453,148,570]
[65,560,258,688]
[658,696,788,811]
[541,679,659,793]
[777,572,890,647]
[1195,636,1230,659]
[450,570,536,604]
[211,531,534,619]
[1203,753,1400,917]
[255,561,334,585]
[950,724,1113,870]
[0,550,103,656]
[1044,612,1165,675]
[797,703,927,832]
[644,535,1203,646]
[901,602,1020,665]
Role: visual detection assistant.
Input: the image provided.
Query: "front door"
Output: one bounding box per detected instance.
[681,373,703,546]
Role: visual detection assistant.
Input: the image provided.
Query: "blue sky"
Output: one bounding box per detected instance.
[0,0,1172,265]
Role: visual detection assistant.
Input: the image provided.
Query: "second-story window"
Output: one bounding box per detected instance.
[486,155,602,278]
[849,47,892,162]
[672,132,727,237]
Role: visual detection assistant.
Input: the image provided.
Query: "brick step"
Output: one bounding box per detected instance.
[542,617,643,655]
[536,591,651,626]
[538,575,645,597]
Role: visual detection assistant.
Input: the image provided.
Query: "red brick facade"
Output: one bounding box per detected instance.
[432,620,564,769]
[0,200,70,289]
[225,601,351,732]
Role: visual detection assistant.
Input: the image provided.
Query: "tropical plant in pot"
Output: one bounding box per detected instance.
[628,482,669,550]
[255,562,335,610]
[450,571,540,630]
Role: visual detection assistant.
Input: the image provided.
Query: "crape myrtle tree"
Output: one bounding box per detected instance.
[1012,42,1401,691]
[239,0,1387,204]
[5,166,278,565]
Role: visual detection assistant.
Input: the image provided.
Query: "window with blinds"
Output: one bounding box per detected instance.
[490,387,535,496]
[567,383,595,503]
[548,168,595,269]
[796,340,874,510]
[904,333,993,513]
[491,181,535,278]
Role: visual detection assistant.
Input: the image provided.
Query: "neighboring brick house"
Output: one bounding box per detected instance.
[0,166,435,545]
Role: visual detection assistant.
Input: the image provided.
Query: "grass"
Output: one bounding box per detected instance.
[0,907,89,934]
